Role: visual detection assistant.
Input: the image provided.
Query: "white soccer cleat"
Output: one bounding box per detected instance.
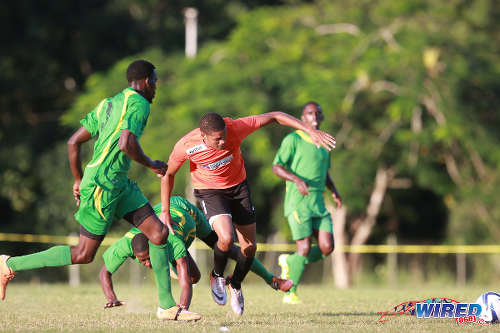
[210,271,227,305]
[228,282,244,316]
[156,306,201,321]
[0,255,15,301]
[278,254,290,280]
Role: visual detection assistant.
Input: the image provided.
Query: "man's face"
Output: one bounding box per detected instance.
[134,249,152,269]
[301,104,324,130]
[202,128,227,150]
[144,69,158,103]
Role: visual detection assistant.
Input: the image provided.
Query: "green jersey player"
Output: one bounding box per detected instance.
[273,102,342,305]
[0,60,199,321]
[99,196,293,308]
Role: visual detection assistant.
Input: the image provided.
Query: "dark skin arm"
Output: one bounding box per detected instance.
[272,164,309,195]
[175,256,193,309]
[326,172,342,208]
[255,112,336,151]
[99,265,126,308]
[119,129,167,176]
[272,166,342,207]
[67,127,92,206]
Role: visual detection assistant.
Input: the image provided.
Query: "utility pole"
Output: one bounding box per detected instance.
[184,7,198,58]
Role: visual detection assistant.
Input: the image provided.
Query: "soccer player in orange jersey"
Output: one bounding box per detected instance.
[160,112,335,315]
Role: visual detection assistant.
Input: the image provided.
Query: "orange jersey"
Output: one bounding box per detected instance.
[168,116,262,189]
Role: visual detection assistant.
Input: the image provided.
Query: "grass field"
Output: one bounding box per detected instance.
[0,281,499,332]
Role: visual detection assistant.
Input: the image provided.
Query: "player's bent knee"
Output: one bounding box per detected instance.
[242,244,257,258]
[149,228,169,246]
[218,235,234,250]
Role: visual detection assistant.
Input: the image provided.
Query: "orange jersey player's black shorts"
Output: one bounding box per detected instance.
[194,179,256,226]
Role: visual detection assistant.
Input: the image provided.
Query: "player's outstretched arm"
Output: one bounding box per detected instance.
[119,129,167,176]
[99,265,126,309]
[175,256,193,310]
[255,112,336,151]
[67,127,92,206]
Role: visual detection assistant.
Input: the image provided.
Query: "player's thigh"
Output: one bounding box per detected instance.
[116,181,150,225]
[287,211,313,241]
[229,180,256,226]
[234,223,256,247]
[211,214,234,245]
[312,215,334,252]
[75,185,119,236]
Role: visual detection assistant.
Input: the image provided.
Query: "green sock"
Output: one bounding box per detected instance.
[287,253,307,294]
[306,246,325,264]
[7,245,72,272]
[250,257,273,284]
[149,241,176,309]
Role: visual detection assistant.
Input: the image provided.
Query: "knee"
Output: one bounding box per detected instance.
[71,251,95,264]
[320,239,335,256]
[149,227,169,246]
[241,243,257,258]
[217,235,234,251]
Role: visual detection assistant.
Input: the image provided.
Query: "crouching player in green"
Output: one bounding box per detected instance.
[99,196,293,309]
[272,102,342,305]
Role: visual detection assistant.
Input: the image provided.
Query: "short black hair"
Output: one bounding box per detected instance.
[131,233,149,253]
[199,112,226,134]
[126,60,156,83]
[302,101,322,114]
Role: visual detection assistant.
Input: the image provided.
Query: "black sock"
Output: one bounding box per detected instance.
[230,252,254,289]
[213,244,230,277]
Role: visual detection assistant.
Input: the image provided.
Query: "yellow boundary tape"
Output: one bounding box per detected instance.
[1,233,500,254]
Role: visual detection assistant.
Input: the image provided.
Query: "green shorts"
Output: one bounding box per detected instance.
[75,180,148,236]
[287,211,333,241]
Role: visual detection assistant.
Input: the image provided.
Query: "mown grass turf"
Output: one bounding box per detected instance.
[0,281,499,332]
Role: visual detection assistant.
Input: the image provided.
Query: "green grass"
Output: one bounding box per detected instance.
[0,281,499,332]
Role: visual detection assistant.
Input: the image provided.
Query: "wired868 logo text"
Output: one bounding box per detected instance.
[377,298,485,325]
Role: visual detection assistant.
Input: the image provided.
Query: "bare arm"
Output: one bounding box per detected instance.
[67,127,92,206]
[159,162,184,234]
[326,172,342,208]
[119,129,167,176]
[255,112,336,151]
[175,256,193,309]
[272,164,309,195]
[99,266,126,308]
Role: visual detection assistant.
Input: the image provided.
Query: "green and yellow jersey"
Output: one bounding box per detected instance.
[80,88,150,191]
[273,130,331,217]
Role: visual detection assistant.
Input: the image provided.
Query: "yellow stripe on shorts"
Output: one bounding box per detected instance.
[292,211,302,224]
[94,186,106,221]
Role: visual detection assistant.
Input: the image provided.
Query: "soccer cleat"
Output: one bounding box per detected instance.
[278,254,290,280]
[156,306,201,321]
[209,271,227,305]
[0,255,15,301]
[283,291,302,305]
[270,276,293,292]
[227,282,244,316]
